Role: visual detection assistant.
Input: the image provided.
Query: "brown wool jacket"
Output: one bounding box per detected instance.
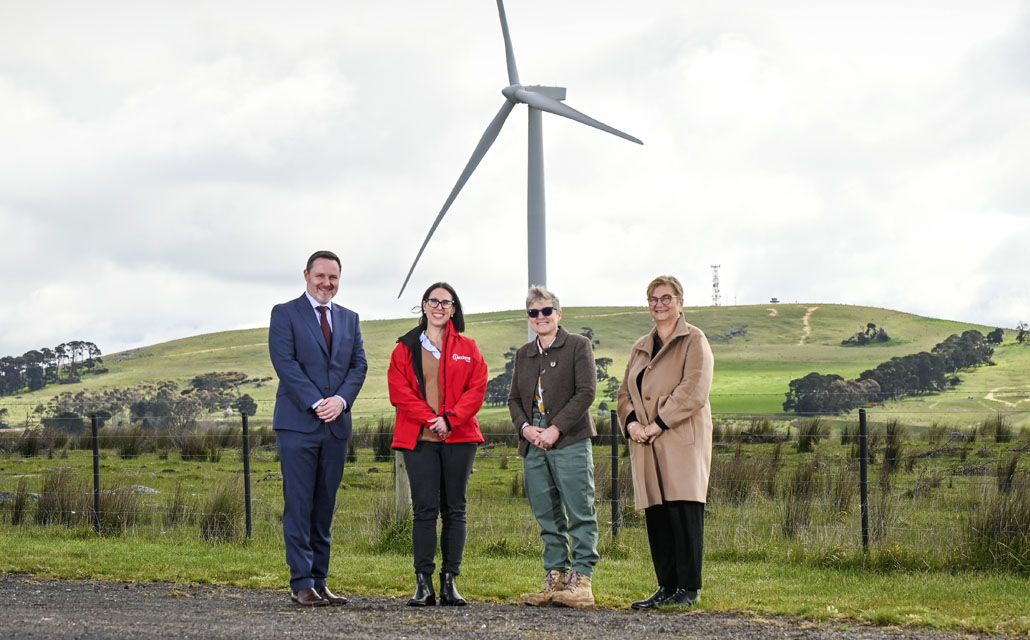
[508,326,597,457]
[617,314,715,508]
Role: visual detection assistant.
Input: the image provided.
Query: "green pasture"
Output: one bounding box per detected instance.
[4,303,1025,429]
[2,423,1029,634]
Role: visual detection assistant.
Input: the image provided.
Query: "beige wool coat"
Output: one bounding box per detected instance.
[617,315,715,509]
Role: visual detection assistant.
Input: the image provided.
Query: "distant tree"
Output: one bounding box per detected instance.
[233,394,258,416]
[1017,322,1028,344]
[594,357,613,381]
[484,347,518,406]
[0,407,8,427]
[579,327,600,347]
[842,322,891,346]
[603,376,620,404]
[986,328,1004,344]
[191,371,248,392]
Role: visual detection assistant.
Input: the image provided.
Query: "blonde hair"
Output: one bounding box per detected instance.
[646,275,684,299]
[526,285,560,309]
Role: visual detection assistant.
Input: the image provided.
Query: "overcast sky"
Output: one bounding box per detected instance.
[2,0,1028,357]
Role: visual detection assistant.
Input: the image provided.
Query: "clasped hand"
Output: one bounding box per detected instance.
[315,396,344,422]
[628,421,662,444]
[428,416,451,439]
[523,425,560,450]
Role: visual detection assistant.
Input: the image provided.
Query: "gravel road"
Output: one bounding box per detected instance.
[0,573,1000,640]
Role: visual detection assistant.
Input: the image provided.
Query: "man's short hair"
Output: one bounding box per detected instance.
[306,250,341,272]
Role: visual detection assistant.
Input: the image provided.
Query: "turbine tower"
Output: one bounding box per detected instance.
[397,0,643,298]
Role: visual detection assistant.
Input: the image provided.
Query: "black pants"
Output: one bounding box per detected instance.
[402,441,477,575]
[644,500,704,590]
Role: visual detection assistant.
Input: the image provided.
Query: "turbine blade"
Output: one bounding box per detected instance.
[397,100,516,298]
[514,88,643,145]
[496,0,520,85]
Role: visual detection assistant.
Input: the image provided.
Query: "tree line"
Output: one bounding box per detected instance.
[783,329,995,415]
[32,371,266,434]
[0,341,106,396]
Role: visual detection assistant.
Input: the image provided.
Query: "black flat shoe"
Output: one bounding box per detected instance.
[659,588,700,607]
[439,572,468,606]
[631,586,672,610]
[408,573,436,606]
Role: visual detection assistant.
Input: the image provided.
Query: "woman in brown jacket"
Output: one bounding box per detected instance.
[508,286,599,608]
[617,275,714,609]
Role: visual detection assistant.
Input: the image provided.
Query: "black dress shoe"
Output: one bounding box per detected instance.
[315,586,348,605]
[660,588,700,607]
[439,572,467,606]
[631,586,672,610]
[291,588,329,607]
[408,572,436,606]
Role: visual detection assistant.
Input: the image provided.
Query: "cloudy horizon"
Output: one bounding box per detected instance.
[2,0,1028,357]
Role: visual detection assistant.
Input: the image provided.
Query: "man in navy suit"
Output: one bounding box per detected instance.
[269,250,368,606]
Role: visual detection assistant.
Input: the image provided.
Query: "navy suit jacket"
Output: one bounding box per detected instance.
[269,294,368,440]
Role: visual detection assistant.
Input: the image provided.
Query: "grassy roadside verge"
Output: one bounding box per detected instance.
[1,529,1026,635]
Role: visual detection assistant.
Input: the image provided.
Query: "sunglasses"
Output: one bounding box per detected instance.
[526,306,558,318]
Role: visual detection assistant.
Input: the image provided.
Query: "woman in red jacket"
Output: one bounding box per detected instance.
[388,281,487,607]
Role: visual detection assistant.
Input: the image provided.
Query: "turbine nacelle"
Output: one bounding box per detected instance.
[502,84,567,104]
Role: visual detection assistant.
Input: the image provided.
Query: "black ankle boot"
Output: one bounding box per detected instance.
[407,572,436,606]
[439,572,467,606]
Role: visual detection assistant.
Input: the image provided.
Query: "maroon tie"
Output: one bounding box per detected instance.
[317,306,332,351]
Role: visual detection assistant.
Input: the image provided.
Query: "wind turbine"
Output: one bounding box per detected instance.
[397,0,643,299]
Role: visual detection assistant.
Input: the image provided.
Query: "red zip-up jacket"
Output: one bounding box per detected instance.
[388,321,488,450]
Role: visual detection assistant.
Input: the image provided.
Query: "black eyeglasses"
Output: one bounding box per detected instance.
[527,306,558,318]
[647,294,678,307]
[425,298,455,309]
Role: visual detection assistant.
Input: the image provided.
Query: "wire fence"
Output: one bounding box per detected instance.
[1,407,1028,572]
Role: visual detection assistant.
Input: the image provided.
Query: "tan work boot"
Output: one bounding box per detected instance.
[551,570,593,608]
[523,569,567,606]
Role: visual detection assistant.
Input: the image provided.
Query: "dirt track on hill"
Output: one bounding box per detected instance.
[0,573,1006,640]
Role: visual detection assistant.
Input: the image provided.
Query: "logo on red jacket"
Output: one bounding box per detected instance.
[452,354,472,363]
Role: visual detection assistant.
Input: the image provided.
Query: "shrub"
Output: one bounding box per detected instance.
[712,443,776,505]
[373,417,394,462]
[17,428,45,457]
[177,431,208,461]
[998,454,1020,494]
[983,413,1013,443]
[35,467,90,528]
[828,458,854,516]
[882,419,906,475]
[7,477,33,526]
[369,493,411,554]
[963,478,1030,572]
[796,418,829,453]
[782,459,819,538]
[199,477,244,542]
[99,483,141,536]
[163,480,197,529]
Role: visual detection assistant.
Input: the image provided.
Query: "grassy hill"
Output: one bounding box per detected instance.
[3,303,1028,429]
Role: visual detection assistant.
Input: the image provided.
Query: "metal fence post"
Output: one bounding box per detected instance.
[610,409,621,539]
[91,414,102,535]
[859,408,869,552]
[241,412,253,539]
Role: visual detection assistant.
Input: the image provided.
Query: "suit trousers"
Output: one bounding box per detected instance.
[644,500,704,591]
[402,441,477,575]
[276,424,349,591]
[522,438,600,576]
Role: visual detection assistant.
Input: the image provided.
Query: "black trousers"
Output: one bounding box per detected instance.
[402,441,477,575]
[644,500,704,590]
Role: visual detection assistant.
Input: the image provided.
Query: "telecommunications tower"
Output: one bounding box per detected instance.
[711,264,721,306]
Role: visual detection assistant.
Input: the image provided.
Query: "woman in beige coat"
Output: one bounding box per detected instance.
[617,275,714,609]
